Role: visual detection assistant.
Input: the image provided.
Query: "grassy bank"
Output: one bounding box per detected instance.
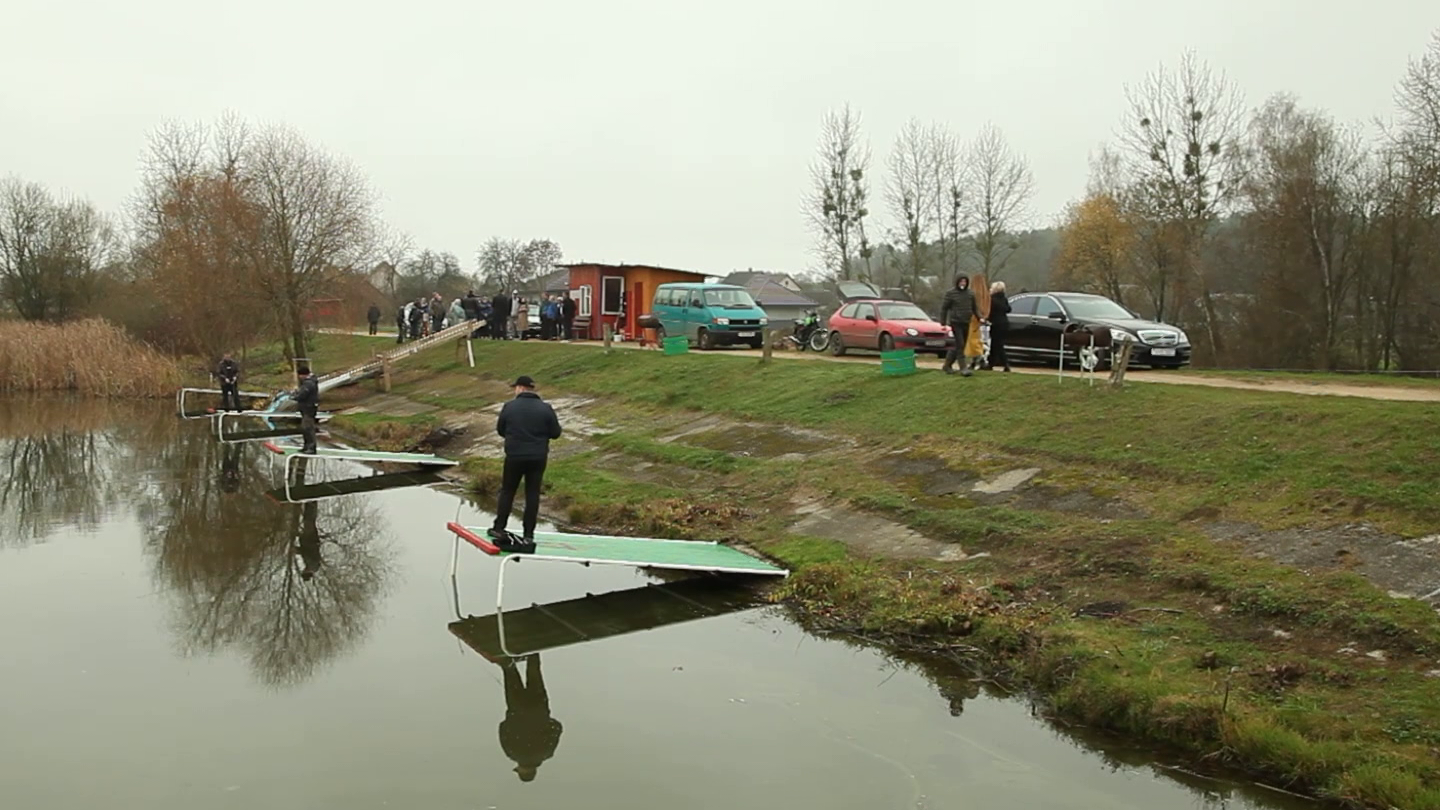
[0,319,180,397]
[324,337,1440,807]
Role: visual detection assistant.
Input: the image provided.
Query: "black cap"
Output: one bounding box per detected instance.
[511,375,535,389]
[297,364,312,376]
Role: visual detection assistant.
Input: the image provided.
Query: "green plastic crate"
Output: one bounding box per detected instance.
[880,349,917,376]
[662,335,689,355]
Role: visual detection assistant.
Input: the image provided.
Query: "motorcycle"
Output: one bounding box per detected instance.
[785,310,829,352]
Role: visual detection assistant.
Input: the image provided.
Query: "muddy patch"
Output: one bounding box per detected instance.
[878,452,979,496]
[590,451,711,488]
[661,416,842,460]
[788,496,971,562]
[1204,522,1440,604]
[465,396,613,459]
[341,393,440,418]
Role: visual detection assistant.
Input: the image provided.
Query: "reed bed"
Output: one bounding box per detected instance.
[0,319,181,397]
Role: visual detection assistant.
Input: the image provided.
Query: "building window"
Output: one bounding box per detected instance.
[578,285,593,317]
[601,276,623,315]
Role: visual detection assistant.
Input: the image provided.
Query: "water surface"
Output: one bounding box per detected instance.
[0,398,1314,809]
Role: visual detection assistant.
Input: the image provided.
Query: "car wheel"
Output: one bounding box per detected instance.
[829,332,847,356]
[697,328,714,350]
[878,333,895,352]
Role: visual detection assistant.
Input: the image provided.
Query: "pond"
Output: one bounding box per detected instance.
[0,398,1315,809]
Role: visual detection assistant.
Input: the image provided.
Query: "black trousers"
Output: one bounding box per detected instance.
[300,412,318,453]
[562,318,573,340]
[492,457,547,538]
[396,319,405,343]
[367,320,378,335]
[219,381,240,411]
[990,330,1010,369]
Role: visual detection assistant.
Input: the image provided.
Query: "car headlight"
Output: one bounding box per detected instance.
[759,317,768,325]
[904,327,919,337]
[1109,328,1132,344]
[714,317,730,325]
[1175,329,1190,345]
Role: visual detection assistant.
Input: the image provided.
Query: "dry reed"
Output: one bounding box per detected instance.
[0,319,181,398]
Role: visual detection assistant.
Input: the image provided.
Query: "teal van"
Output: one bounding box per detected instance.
[652,283,770,349]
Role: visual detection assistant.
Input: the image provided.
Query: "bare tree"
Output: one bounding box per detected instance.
[476,237,563,293]
[1240,95,1368,368]
[805,104,871,280]
[966,124,1035,279]
[927,124,967,283]
[0,177,118,321]
[373,225,413,299]
[886,119,936,297]
[246,125,379,361]
[1120,51,1244,359]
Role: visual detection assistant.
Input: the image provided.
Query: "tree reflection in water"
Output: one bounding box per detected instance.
[142,427,396,688]
[0,398,155,548]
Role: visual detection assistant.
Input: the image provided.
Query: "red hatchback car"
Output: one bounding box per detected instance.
[826,282,954,356]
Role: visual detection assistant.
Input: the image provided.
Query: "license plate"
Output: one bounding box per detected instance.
[736,331,755,337]
[924,340,945,347]
[1151,347,1176,357]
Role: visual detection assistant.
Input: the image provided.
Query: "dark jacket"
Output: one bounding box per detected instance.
[939,286,977,328]
[499,712,562,768]
[294,375,320,416]
[496,392,562,460]
[492,294,512,320]
[989,291,1012,334]
[366,305,381,324]
[216,358,239,384]
[462,294,480,320]
[561,297,577,320]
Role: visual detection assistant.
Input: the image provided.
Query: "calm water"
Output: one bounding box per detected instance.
[0,399,1314,810]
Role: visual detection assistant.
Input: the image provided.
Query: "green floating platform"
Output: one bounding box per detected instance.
[880,348,917,376]
[448,523,786,576]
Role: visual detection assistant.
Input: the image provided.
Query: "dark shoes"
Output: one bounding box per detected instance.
[488,528,537,554]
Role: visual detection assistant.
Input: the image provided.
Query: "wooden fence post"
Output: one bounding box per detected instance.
[761,329,773,364]
[381,355,392,393]
[1109,338,1134,387]
[603,323,613,349]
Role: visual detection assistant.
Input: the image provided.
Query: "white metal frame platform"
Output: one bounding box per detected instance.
[263,441,457,501]
[175,386,270,416]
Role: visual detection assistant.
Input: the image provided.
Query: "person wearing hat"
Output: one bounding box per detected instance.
[498,654,563,782]
[292,364,320,454]
[488,375,562,552]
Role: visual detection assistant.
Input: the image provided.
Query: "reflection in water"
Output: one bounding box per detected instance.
[0,397,156,548]
[499,654,563,782]
[133,422,397,688]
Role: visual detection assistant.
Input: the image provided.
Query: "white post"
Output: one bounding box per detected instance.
[465,337,475,368]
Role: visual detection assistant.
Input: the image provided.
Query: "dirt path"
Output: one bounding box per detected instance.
[318,328,1440,403]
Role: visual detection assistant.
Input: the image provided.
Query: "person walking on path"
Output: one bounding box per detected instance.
[987,281,1012,372]
[396,303,408,344]
[216,352,242,412]
[964,273,990,373]
[366,303,381,335]
[488,375,562,552]
[408,298,426,340]
[498,654,563,783]
[293,364,320,455]
[492,290,512,340]
[939,275,978,377]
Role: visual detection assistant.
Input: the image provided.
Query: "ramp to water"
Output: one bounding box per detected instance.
[265,469,445,503]
[263,442,457,466]
[447,523,786,576]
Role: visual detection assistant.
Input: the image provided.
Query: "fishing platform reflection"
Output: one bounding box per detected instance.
[448,576,765,781]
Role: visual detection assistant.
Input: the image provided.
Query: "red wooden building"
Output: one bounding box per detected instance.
[559,263,708,340]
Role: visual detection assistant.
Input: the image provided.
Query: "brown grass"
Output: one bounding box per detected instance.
[0,319,181,397]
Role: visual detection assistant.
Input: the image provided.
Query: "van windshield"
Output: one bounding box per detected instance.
[703,288,757,309]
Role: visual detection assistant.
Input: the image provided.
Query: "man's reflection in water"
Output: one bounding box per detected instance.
[500,654,563,782]
[220,443,242,494]
[294,500,323,581]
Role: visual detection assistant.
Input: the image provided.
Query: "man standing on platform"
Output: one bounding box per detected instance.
[293,364,320,455]
[498,653,563,783]
[216,352,241,412]
[488,375,562,553]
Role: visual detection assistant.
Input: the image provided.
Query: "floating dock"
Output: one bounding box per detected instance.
[446,522,787,610]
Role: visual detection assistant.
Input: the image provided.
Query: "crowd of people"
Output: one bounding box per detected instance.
[366,290,581,344]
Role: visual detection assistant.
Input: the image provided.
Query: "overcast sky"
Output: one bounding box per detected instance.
[2,0,1435,275]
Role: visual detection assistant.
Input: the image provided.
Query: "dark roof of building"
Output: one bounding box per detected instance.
[718,272,818,308]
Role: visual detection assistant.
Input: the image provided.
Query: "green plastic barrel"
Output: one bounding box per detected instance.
[880,349,917,376]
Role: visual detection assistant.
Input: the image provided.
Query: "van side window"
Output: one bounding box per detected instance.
[656,289,673,307]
